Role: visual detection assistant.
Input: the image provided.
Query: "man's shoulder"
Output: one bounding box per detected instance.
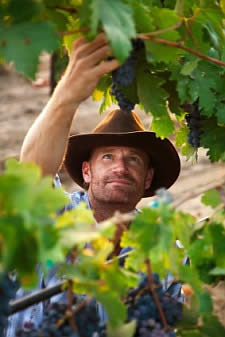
[54,174,90,211]
[65,190,90,211]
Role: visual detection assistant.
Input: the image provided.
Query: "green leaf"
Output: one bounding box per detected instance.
[7,0,42,24]
[175,124,197,160]
[96,291,126,329]
[0,22,59,78]
[201,189,221,208]
[107,320,136,337]
[144,8,181,63]
[151,114,174,138]
[181,58,200,76]
[201,119,225,162]
[199,291,213,314]
[178,330,206,337]
[130,1,155,33]
[137,67,174,137]
[209,267,225,275]
[178,265,202,294]
[100,86,113,113]
[90,0,136,62]
[215,102,225,124]
[200,313,225,337]
[208,223,225,267]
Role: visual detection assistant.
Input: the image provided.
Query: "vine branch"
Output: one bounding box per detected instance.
[145,259,168,330]
[67,280,77,332]
[47,6,78,14]
[140,20,183,38]
[138,34,225,67]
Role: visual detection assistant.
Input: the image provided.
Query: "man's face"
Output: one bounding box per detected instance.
[82,146,154,207]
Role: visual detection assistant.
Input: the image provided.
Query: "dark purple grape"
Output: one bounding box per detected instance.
[184,99,204,148]
[111,38,144,112]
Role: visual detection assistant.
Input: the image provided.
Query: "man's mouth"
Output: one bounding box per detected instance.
[107,178,134,186]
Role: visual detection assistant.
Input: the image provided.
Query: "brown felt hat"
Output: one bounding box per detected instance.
[64,109,180,197]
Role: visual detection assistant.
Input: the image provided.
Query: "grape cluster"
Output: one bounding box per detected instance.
[138,319,176,337]
[16,299,105,337]
[111,39,144,112]
[184,100,204,148]
[0,273,19,336]
[14,272,182,337]
[126,273,182,336]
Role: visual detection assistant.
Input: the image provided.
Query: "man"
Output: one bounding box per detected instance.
[20,32,180,222]
[6,33,181,336]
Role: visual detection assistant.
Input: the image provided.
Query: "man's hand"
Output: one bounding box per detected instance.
[55,33,119,107]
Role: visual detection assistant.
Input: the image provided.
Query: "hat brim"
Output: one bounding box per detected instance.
[64,131,180,197]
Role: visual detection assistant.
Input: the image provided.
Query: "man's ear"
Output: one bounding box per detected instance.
[144,167,154,190]
[82,161,91,184]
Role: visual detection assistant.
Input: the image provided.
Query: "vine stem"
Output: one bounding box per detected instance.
[47,6,78,14]
[138,34,225,67]
[55,293,89,329]
[67,280,77,332]
[107,211,133,259]
[145,259,168,330]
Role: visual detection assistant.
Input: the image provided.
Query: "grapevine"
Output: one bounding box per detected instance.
[0,0,225,336]
[1,0,225,160]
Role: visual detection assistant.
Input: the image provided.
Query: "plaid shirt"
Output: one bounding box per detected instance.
[5,176,184,336]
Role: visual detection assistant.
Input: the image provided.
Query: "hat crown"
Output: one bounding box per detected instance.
[93,109,145,133]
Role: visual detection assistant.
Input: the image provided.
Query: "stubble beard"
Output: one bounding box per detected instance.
[88,179,144,209]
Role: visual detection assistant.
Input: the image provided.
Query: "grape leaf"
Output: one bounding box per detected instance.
[209,267,225,275]
[215,102,225,124]
[200,313,225,337]
[137,67,174,137]
[199,291,213,314]
[63,17,81,53]
[130,1,155,33]
[144,8,182,63]
[201,119,225,162]
[196,7,225,42]
[178,265,202,294]
[181,58,200,76]
[208,224,225,267]
[107,320,136,337]
[201,189,221,208]
[151,114,174,138]
[96,291,126,329]
[0,21,59,79]
[6,0,42,24]
[90,0,136,62]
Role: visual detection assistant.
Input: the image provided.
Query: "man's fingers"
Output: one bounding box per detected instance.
[71,33,108,59]
[82,45,110,67]
[91,59,120,77]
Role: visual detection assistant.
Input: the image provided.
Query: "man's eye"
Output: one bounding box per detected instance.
[103,154,112,160]
[129,156,139,162]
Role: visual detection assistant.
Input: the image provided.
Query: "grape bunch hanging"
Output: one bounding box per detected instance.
[111,39,144,112]
[0,273,19,336]
[14,272,182,337]
[184,99,204,148]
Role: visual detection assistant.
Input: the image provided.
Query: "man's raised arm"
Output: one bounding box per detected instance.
[20,33,119,177]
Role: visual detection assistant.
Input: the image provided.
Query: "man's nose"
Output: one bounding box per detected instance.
[112,158,129,174]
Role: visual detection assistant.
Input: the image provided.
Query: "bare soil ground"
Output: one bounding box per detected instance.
[0,54,224,221]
